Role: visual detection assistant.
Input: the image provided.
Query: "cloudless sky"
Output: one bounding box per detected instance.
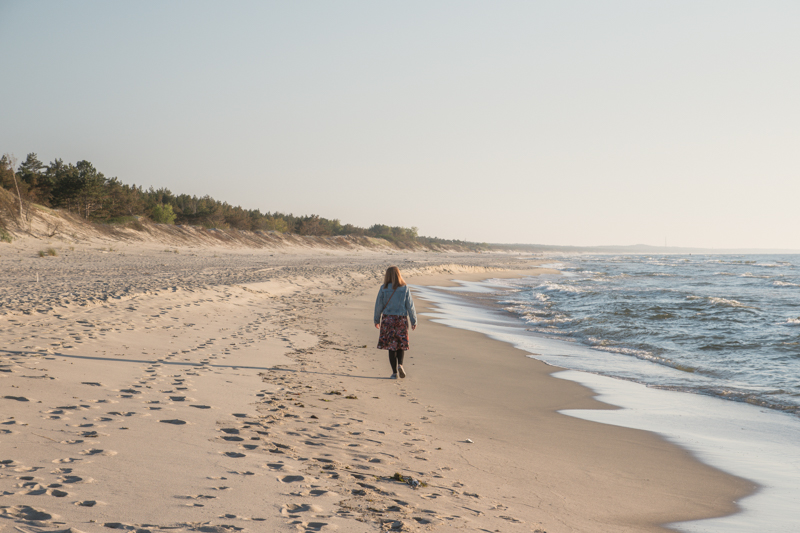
[1,1,798,248]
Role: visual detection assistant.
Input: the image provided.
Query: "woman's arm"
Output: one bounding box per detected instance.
[406,287,417,330]
[373,288,384,326]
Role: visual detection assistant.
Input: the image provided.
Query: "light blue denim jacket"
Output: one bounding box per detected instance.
[374,284,417,326]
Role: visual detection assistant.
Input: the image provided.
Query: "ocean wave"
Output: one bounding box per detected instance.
[584,338,698,371]
[784,318,800,326]
[774,281,800,287]
[523,315,575,325]
[740,272,771,279]
[536,282,587,294]
[714,271,736,276]
[708,297,755,308]
[654,385,800,413]
[648,312,676,320]
[685,295,757,309]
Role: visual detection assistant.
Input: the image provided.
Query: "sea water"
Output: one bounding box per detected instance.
[413,254,800,532]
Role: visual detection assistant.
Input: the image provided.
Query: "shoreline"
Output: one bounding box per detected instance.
[402,269,755,532]
[0,247,755,532]
[415,270,800,532]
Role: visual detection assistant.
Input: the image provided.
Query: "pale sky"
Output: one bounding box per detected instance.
[1,1,798,249]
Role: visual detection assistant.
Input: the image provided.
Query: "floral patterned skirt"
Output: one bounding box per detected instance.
[377,314,409,351]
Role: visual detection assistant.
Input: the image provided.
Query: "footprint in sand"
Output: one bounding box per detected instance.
[80,449,116,457]
[159,419,187,425]
[281,503,323,515]
[58,475,86,484]
[176,494,216,500]
[280,475,305,483]
[295,521,329,532]
[3,395,30,402]
[1,505,52,521]
[75,500,100,507]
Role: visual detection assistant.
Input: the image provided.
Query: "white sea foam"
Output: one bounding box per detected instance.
[537,282,586,294]
[774,281,799,287]
[784,318,800,326]
[741,272,770,279]
[559,372,800,533]
[708,297,753,308]
[525,315,574,325]
[587,339,656,360]
[687,295,755,308]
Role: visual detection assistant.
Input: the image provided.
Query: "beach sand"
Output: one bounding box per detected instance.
[0,242,754,532]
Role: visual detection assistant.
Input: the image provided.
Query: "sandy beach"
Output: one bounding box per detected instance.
[0,240,754,532]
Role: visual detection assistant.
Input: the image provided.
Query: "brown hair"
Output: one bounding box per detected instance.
[383,266,406,289]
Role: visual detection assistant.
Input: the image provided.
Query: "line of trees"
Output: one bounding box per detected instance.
[0,153,478,249]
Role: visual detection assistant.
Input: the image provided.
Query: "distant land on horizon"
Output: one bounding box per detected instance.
[491,243,800,255]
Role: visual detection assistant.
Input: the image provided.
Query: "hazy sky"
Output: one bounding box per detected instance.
[2,1,798,248]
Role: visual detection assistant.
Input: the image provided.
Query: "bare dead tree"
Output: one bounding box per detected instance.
[3,153,23,224]
[46,220,61,237]
[3,153,36,232]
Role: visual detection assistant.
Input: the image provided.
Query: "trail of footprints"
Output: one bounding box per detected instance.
[1,270,536,532]
[242,317,531,532]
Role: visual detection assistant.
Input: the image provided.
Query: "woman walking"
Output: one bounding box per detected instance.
[374,266,417,379]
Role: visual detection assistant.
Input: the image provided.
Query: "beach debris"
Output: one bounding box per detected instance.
[465,438,473,443]
[345,395,358,400]
[392,472,426,489]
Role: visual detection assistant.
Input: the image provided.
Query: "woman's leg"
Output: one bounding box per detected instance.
[388,350,398,374]
[396,350,406,378]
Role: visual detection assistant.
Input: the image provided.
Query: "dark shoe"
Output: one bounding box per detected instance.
[398,365,406,379]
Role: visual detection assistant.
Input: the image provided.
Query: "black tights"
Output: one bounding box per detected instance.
[388,350,404,373]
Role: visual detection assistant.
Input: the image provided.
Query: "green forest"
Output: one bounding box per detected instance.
[1,153,478,249]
